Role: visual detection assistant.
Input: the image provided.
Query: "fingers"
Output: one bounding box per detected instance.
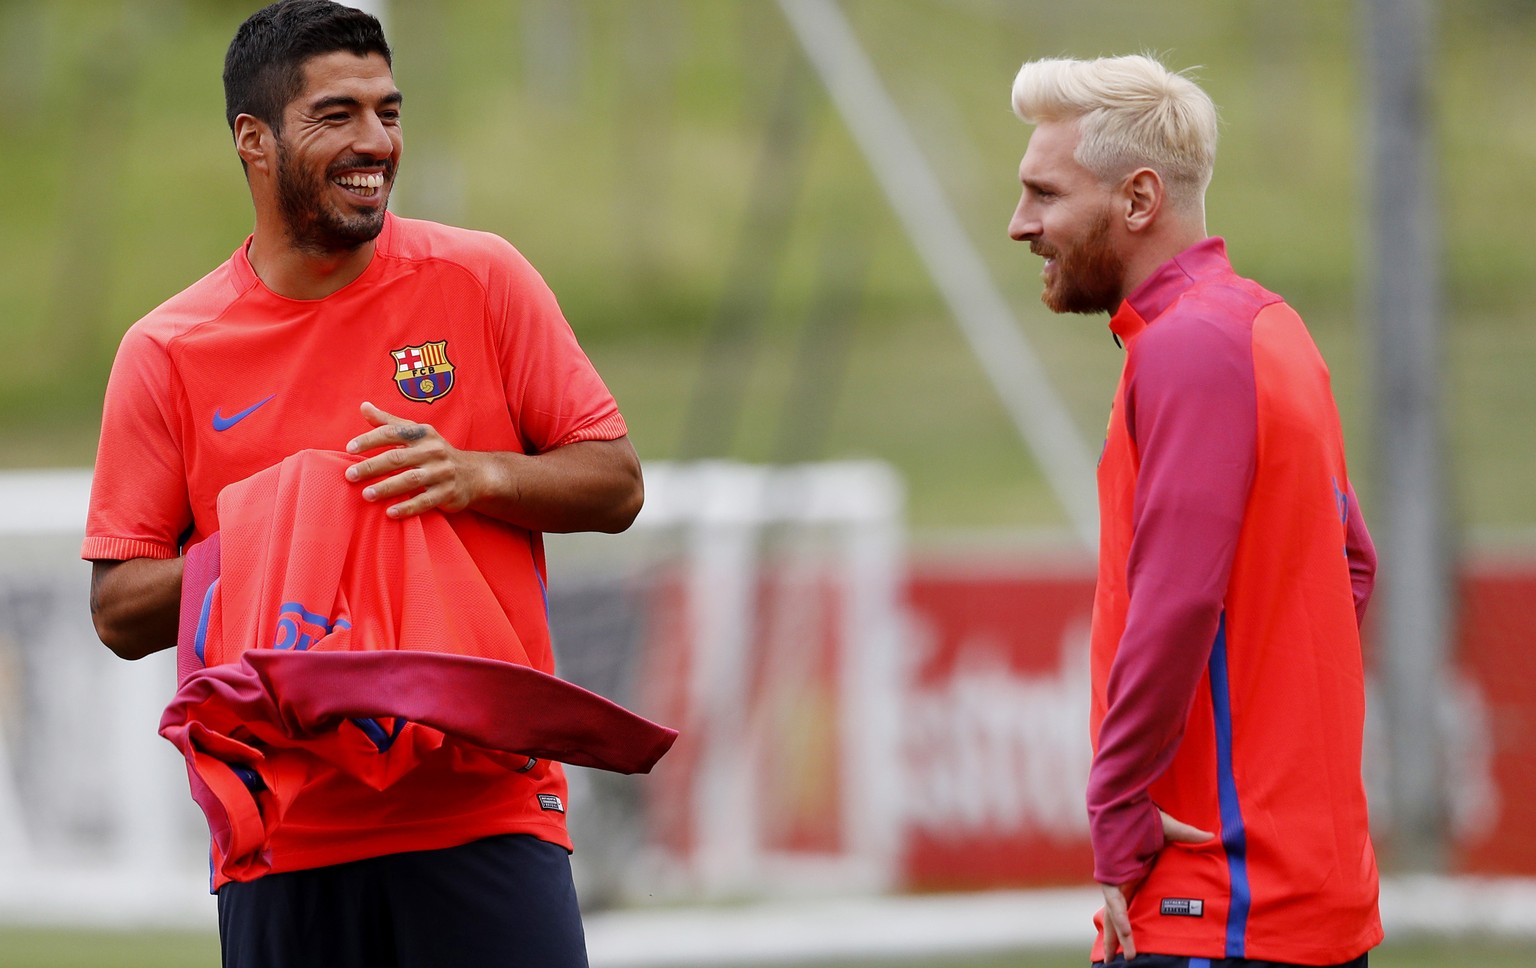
[342,408,482,517]
[347,438,430,481]
[1159,809,1216,845]
[374,483,445,520]
[349,457,460,517]
[347,402,433,457]
[1102,913,1121,962]
[352,466,448,519]
[359,400,406,427]
[1099,883,1136,961]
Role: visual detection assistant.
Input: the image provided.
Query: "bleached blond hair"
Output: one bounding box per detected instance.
[1011,54,1217,213]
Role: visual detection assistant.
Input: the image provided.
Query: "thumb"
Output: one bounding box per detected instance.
[1160,810,1216,844]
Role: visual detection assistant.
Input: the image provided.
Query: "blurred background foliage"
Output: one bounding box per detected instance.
[1,0,1531,539]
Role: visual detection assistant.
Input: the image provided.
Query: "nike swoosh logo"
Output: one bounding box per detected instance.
[212,395,276,432]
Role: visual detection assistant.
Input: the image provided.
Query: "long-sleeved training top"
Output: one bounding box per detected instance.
[1087,237,1382,964]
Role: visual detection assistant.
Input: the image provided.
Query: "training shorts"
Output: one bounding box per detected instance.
[217,833,587,968]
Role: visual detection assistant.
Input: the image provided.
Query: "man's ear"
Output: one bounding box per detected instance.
[1123,167,1163,233]
[234,114,273,174]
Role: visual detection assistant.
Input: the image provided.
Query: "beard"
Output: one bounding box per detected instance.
[275,139,391,255]
[1035,209,1125,315]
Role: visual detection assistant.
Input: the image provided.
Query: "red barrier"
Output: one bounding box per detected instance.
[898,557,1536,886]
[899,563,1096,889]
[1449,559,1536,874]
[636,554,1536,893]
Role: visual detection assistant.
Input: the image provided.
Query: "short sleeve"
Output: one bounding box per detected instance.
[81,327,192,562]
[488,242,626,453]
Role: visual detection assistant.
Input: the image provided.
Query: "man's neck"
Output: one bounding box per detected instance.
[1116,221,1208,307]
[246,227,377,301]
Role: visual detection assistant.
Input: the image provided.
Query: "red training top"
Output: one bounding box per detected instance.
[1089,238,1381,964]
[84,213,627,878]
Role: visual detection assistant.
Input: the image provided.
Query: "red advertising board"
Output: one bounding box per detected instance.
[897,556,1536,887]
[635,551,1536,893]
[899,561,1097,889]
[1448,559,1536,874]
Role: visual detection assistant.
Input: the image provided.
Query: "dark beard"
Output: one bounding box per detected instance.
[275,139,389,255]
[1041,210,1125,315]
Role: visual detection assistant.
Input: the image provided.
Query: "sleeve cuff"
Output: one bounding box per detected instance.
[81,536,179,562]
[550,411,628,449]
[1090,797,1166,885]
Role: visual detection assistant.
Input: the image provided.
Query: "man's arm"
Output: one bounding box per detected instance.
[90,557,184,660]
[1088,316,1257,883]
[1087,315,1256,959]
[344,402,643,533]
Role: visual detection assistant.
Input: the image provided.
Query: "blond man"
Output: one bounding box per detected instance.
[1009,55,1381,967]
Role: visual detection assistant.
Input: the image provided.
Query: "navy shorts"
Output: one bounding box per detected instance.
[217,833,587,968]
[1096,955,1368,968]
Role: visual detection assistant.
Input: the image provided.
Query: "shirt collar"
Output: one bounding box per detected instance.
[1108,236,1230,342]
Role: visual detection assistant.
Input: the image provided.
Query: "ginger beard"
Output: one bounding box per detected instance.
[275,138,392,255]
[1034,207,1126,316]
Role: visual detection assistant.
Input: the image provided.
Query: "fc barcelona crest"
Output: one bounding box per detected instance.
[390,340,456,404]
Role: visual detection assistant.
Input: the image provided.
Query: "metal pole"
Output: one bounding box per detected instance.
[1360,0,1450,871]
[776,0,1100,549]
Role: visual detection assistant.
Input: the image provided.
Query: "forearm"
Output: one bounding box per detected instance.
[1088,591,1222,882]
[468,437,643,534]
[346,403,644,533]
[89,557,184,660]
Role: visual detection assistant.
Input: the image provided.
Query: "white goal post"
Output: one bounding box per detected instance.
[0,460,906,924]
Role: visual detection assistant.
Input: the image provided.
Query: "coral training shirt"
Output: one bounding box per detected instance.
[83,213,627,880]
[1089,238,1381,964]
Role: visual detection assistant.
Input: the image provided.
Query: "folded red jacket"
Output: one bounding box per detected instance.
[158,449,676,886]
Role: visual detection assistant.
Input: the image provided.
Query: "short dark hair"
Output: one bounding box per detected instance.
[223,0,392,134]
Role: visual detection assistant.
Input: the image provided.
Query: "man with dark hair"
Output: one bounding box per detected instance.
[222,0,393,137]
[83,2,643,965]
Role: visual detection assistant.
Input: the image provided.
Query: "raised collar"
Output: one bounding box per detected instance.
[1108,236,1231,343]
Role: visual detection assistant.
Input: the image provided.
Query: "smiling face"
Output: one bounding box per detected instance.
[1008,120,1128,315]
[271,50,401,255]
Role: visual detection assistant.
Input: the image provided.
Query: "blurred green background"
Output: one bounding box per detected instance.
[2,0,1531,541]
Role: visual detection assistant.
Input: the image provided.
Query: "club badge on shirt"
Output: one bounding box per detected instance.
[391,340,456,404]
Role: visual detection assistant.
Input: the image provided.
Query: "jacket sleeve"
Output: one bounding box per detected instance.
[1086,311,1257,885]
[1344,480,1377,627]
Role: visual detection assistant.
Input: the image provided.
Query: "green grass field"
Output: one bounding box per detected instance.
[0,930,1526,968]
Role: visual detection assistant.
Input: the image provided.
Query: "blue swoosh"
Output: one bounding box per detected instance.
[212,395,275,431]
